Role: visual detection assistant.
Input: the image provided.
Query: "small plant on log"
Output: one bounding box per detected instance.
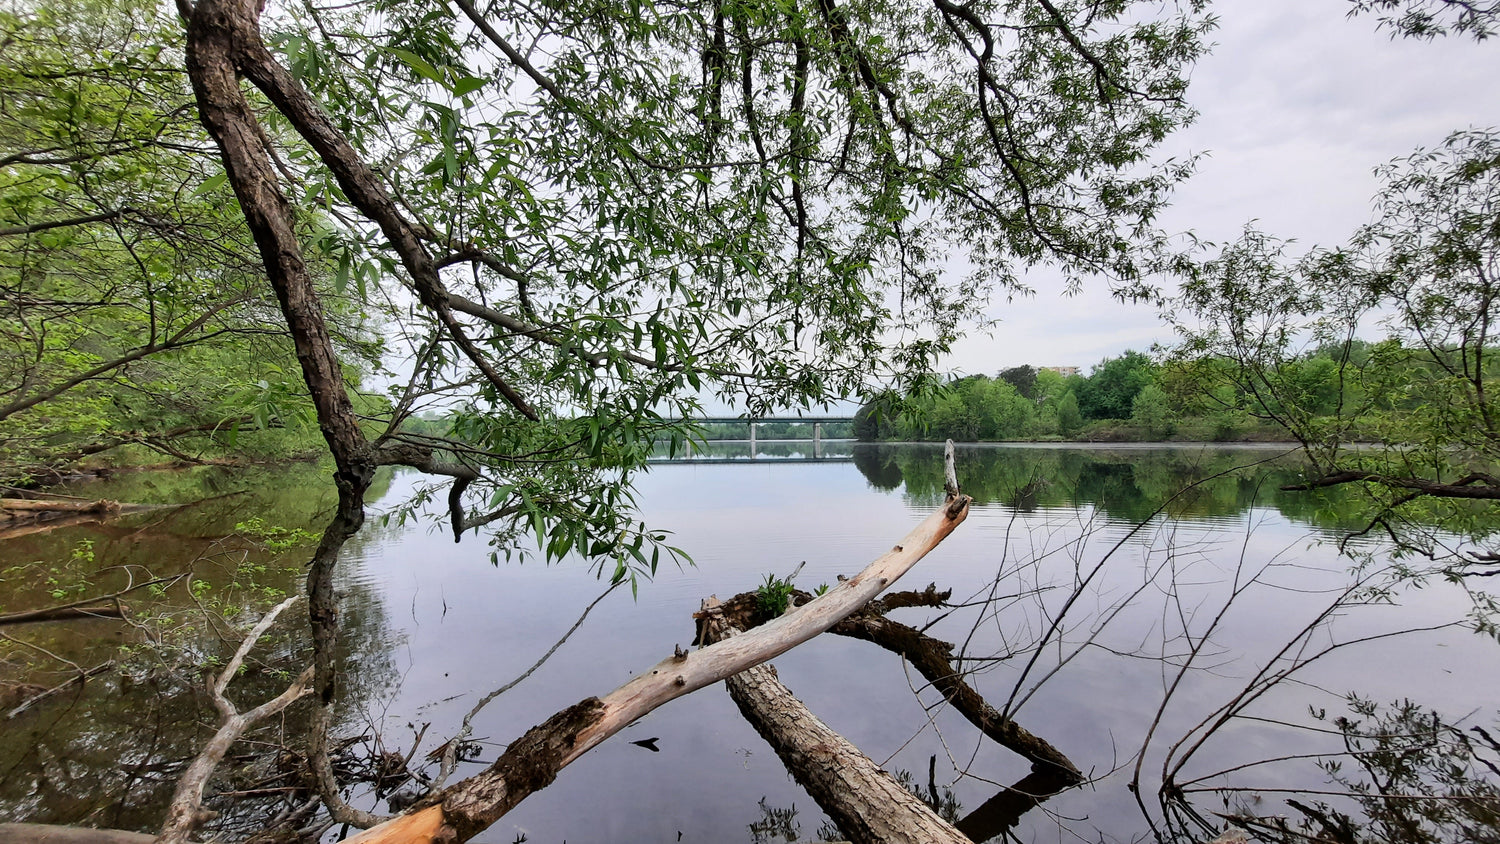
[756,573,796,616]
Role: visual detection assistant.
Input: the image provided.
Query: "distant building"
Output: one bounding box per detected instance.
[1041,366,1080,377]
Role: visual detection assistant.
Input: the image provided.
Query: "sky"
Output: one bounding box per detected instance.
[945,0,1500,378]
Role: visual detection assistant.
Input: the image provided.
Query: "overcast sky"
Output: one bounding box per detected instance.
[946,0,1500,377]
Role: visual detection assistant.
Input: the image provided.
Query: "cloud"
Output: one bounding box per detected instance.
[949,0,1500,375]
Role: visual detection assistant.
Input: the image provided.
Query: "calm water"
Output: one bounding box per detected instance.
[1,445,1492,842]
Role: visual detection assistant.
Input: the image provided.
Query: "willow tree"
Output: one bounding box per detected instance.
[167,0,1210,835]
[0,1,384,477]
[1171,130,1500,578]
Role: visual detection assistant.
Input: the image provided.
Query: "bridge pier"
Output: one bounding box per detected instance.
[748,421,756,457]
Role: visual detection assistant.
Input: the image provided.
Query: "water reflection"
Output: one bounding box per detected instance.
[0,462,402,838]
[0,450,1493,843]
[851,442,1382,532]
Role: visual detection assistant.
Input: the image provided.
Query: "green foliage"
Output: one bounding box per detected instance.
[1055,390,1084,437]
[234,517,320,554]
[755,572,797,616]
[1348,0,1500,41]
[1170,130,1500,565]
[1130,383,1175,439]
[0,0,385,477]
[1077,350,1156,421]
[1232,697,1500,844]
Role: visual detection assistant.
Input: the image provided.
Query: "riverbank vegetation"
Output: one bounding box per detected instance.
[2,0,1498,841]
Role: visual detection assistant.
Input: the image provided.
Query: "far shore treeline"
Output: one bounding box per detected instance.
[851,342,1463,444]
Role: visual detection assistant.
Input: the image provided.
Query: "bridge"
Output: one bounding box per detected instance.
[664,416,858,461]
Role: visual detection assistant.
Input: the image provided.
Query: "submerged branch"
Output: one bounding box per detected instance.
[700,597,974,844]
[345,472,972,843]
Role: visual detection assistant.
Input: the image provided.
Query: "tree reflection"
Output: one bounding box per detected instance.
[0,463,402,837]
[849,443,1411,534]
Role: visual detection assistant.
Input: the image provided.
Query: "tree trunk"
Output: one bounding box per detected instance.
[701,600,974,844]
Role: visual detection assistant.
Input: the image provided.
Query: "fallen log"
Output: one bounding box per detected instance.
[0,513,113,541]
[0,576,181,629]
[0,497,121,514]
[0,824,154,844]
[0,498,160,539]
[343,444,972,844]
[708,585,1083,782]
[701,597,975,844]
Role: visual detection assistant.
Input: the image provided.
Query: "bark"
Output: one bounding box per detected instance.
[184,0,383,826]
[344,474,972,843]
[701,600,973,844]
[0,498,121,515]
[709,585,1083,781]
[0,825,154,844]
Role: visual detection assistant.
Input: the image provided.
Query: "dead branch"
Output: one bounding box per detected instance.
[0,575,182,628]
[0,603,127,626]
[704,582,1082,781]
[700,596,974,844]
[0,824,154,844]
[3,661,114,720]
[954,770,1074,842]
[343,479,972,843]
[828,612,1082,781]
[1281,470,1500,499]
[156,596,314,844]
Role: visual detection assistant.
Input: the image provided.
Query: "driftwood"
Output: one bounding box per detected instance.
[343,445,971,843]
[157,596,314,844]
[0,497,121,514]
[0,575,181,629]
[709,585,1083,781]
[0,824,154,844]
[0,497,160,540]
[701,597,975,844]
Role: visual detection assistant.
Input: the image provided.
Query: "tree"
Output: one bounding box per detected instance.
[1077,349,1155,420]
[8,0,1216,836]
[1054,390,1084,436]
[1172,129,1500,572]
[0,0,383,479]
[998,364,1039,400]
[1130,382,1174,439]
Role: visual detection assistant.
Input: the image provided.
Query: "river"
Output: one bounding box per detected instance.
[1,444,1493,842]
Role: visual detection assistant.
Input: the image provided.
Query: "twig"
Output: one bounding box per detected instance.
[3,660,114,719]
